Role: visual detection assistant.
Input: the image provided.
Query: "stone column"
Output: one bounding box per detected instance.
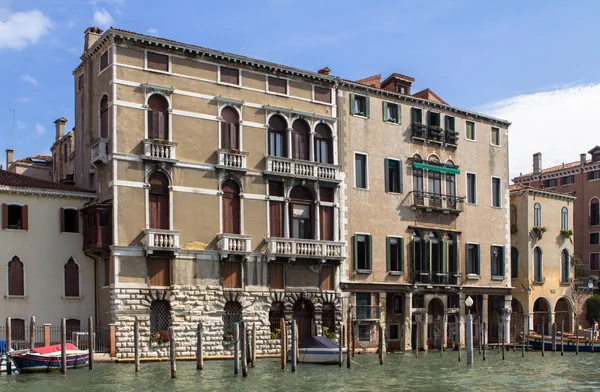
[309,131,315,162]
[548,312,555,337]
[481,294,489,346]
[403,292,413,351]
[286,128,293,159]
[526,312,534,333]
[504,295,512,344]
[314,201,320,240]
[458,293,466,346]
[283,200,290,238]
[379,293,387,353]
[442,311,448,349]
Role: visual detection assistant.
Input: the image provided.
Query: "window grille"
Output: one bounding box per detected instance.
[222,301,243,341]
[150,300,172,333]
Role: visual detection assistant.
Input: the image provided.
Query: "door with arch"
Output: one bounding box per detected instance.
[293,299,314,345]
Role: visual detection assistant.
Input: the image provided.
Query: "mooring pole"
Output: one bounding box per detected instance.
[169,327,176,378]
[501,321,505,360]
[456,316,460,362]
[290,320,297,373]
[233,323,240,375]
[241,322,248,377]
[575,320,579,355]
[351,318,355,357]
[415,319,419,358]
[482,322,487,361]
[29,316,35,350]
[513,320,517,352]
[61,318,67,374]
[197,323,204,370]
[497,324,500,354]
[479,321,482,355]
[338,325,343,367]
[252,323,257,368]
[552,323,557,352]
[561,319,564,356]
[6,317,12,375]
[134,318,140,372]
[522,315,526,357]
[378,323,384,365]
[347,317,351,368]
[466,312,473,366]
[280,318,286,369]
[88,317,94,370]
[541,317,545,357]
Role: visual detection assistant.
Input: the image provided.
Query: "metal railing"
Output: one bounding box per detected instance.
[412,270,459,285]
[409,191,464,213]
[354,305,381,320]
[0,324,111,353]
[410,123,459,147]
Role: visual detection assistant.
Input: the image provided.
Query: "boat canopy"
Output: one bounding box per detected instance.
[299,336,339,349]
[32,343,78,354]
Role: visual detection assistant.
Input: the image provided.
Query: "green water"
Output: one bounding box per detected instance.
[1,351,599,392]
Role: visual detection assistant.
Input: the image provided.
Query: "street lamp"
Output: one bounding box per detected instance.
[465,296,474,365]
[465,296,474,314]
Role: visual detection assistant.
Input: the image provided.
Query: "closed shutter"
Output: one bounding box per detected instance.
[100,103,109,138]
[319,206,334,241]
[148,258,170,286]
[149,194,159,229]
[398,238,405,272]
[367,235,373,270]
[476,245,481,275]
[382,101,387,122]
[365,97,371,118]
[353,235,358,270]
[396,104,402,124]
[321,265,335,290]
[2,203,7,229]
[269,263,284,289]
[221,122,231,150]
[60,207,65,232]
[386,237,391,271]
[423,240,430,274]
[398,161,403,193]
[491,246,497,276]
[64,260,80,297]
[8,258,24,296]
[465,243,471,274]
[269,202,283,237]
[223,262,241,289]
[22,205,28,231]
[384,158,390,192]
[157,112,167,140]
[500,246,505,276]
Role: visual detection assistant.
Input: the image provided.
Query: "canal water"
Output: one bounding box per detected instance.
[1,350,599,392]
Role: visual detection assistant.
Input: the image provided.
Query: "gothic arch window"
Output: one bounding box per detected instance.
[289,186,314,239]
[561,249,570,283]
[100,95,109,139]
[221,106,240,150]
[561,207,569,230]
[149,172,170,230]
[222,180,241,234]
[534,247,543,282]
[150,300,172,333]
[7,255,24,296]
[64,258,80,298]
[590,197,599,226]
[268,115,287,157]
[148,94,169,140]
[534,202,542,227]
[291,119,310,161]
[222,300,243,341]
[314,123,333,164]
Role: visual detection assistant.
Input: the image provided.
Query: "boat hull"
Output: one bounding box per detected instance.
[289,348,348,364]
[528,334,600,353]
[1,354,17,373]
[9,352,89,373]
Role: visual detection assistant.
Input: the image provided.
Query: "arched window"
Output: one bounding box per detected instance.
[220,106,239,150]
[314,123,333,164]
[222,300,243,341]
[511,247,519,279]
[290,186,313,239]
[591,198,600,226]
[268,115,287,157]
[222,180,241,234]
[561,249,570,283]
[291,119,310,161]
[534,247,543,283]
[66,319,80,341]
[7,255,24,296]
[64,258,80,298]
[269,301,284,338]
[561,207,568,230]
[100,95,109,139]
[147,94,169,140]
[322,302,336,334]
[149,172,169,230]
[150,300,172,333]
[534,202,542,227]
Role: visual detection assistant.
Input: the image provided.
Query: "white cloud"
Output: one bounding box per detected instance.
[93,8,113,29]
[147,27,158,35]
[0,9,53,49]
[476,83,600,181]
[35,123,45,135]
[21,73,37,86]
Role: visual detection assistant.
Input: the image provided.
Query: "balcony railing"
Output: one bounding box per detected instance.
[217,150,247,170]
[445,130,459,145]
[410,123,459,147]
[427,126,444,143]
[90,138,109,164]
[354,305,381,320]
[143,139,177,161]
[412,270,459,285]
[409,191,464,214]
[217,233,251,254]
[265,156,340,182]
[266,238,344,259]
[144,229,180,253]
[411,123,428,139]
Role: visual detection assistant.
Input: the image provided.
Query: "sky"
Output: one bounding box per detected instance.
[1,0,599,179]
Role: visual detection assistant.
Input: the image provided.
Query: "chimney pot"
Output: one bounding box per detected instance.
[6,149,14,170]
[581,153,587,166]
[84,26,104,51]
[318,67,331,75]
[533,152,542,175]
[54,117,67,141]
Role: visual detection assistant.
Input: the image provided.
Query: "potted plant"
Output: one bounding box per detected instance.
[150,330,170,345]
[323,327,337,341]
[532,226,547,240]
[560,229,573,242]
[270,328,281,340]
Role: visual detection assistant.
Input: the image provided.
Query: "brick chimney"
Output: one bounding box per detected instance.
[533,152,542,175]
[318,67,331,75]
[6,149,14,170]
[84,26,104,51]
[581,153,587,166]
[54,117,67,141]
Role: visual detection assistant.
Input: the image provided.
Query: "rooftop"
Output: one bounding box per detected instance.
[0,170,93,194]
[13,154,52,166]
[509,184,576,199]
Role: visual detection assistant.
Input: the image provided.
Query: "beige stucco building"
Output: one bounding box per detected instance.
[0,170,95,338]
[5,149,52,182]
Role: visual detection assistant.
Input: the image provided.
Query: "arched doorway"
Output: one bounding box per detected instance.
[555,297,572,333]
[427,298,444,350]
[533,297,552,334]
[510,298,524,343]
[293,299,314,345]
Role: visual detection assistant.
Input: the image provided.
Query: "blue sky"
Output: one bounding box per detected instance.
[1,0,599,177]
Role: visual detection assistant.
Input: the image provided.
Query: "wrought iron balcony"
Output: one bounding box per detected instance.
[266,237,344,259]
[445,130,459,146]
[265,156,340,182]
[411,123,428,139]
[427,126,444,143]
[408,191,464,214]
[216,150,247,171]
[142,139,177,161]
[217,233,252,256]
[412,270,459,285]
[354,305,381,321]
[144,229,180,254]
[90,138,109,164]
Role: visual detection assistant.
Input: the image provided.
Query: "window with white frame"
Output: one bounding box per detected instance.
[492,177,502,207]
[355,153,368,189]
[561,207,569,230]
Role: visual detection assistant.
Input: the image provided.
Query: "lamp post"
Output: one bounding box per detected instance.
[465,296,474,366]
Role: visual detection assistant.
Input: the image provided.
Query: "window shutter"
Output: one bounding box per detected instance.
[382,101,387,122]
[349,94,355,115]
[411,240,417,277]
[453,241,459,277]
[476,244,480,275]
[157,112,166,140]
[353,235,358,270]
[386,237,391,271]
[423,240,430,273]
[442,240,448,275]
[396,104,402,124]
[384,158,390,192]
[2,203,7,229]
[22,205,28,231]
[74,210,80,233]
[367,235,373,270]
[500,246,505,276]
[399,237,404,272]
[60,208,65,232]
[491,246,497,276]
[365,97,371,118]
[398,161,404,194]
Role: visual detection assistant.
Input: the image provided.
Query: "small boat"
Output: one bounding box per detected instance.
[1,340,17,374]
[289,336,347,364]
[528,332,600,352]
[8,343,89,373]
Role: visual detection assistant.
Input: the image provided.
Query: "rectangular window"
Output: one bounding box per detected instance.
[466,121,475,140]
[592,201,600,226]
[78,74,84,90]
[591,253,600,271]
[268,263,284,290]
[350,94,369,117]
[2,203,28,230]
[222,261,242,289]
[61,208,79,233]
[492,177,502,207]
[491,245,505,278]
[543,179,557,188]
[314,87,332,103]
[385,158,402,193]
[320,265,335,291]
[354,234,372,271]
[594,153,600,163]
[99,51,109,72]
[428,111,441,128]
[147,52,169,72]
[355,153,368,189]
[356,293,372,320]
[588,171,600,181]
[268,77,287,95]
[387,237,404,273]
[591,232,600,245]
[560,175,575,185]
[491,127,501,146]
[411,108,423,124]
[383,102,400,123]
[147,258,170,287]
[389,324,400,340]
[358,325,371,342]
[467,173,477,204]
[466,243,480,275]
[220,66,240,85]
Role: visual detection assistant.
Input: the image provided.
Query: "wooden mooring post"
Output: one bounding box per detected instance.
[88,317,94,370]
[280,318,286,369]
[346,318,351,368]
[551,323,557,352]
[295,323,299,361]
[290,320,297,373]
[378,324,384,365]
[233,323,240,375]
[479,321,482,355]
[61,318,67,374]
[561,320,564,356]
[6,317,12,375]
[513,320,517,352]
[351,319,355,357]
[169,326,176,378]
[134,318,140,372]
[251,323,257,368]
[29,316,35,350]
[541,318,545,357]
[482,322,486,361]
[501,322,505,360]
[338,325,343,367]
[455,317,460,362]
[522,315,526,357]
[497,324,500,354]
[197,322,204,370]
[415,320,419,358]
[241,322,248,377]
[524,314,529,352]
[576,323,579,355]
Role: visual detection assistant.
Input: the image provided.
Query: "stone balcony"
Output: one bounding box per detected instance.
[142,139,177,162]
[90,138,109,164]
[216,150,248,172]
[266,237,344,260]
[144,228,180,255]
[265,156,340,182]
[217,233,252,257]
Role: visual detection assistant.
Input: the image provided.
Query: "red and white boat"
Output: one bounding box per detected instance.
[8,344,89,373]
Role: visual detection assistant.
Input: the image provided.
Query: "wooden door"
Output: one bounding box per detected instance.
[319,206,334,241]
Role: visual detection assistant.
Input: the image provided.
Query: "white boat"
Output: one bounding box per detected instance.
[289,336,347,364]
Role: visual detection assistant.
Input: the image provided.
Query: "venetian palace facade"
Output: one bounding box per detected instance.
[71,27,511,357]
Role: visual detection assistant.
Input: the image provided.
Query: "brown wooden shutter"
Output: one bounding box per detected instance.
[64,261,80,297]
[74,210,80,233]
[269,263,284,289]
[60,208,65,232]
[149,195,159,229]
[11,319,25,341]
[147,111,155,139]
[157,112,167,140]
[2,203,8,229]
[8,258,24,296]
[222,262,241,289]
[269,202,283,237]
[22,205,28,231]
[222,181,240,234]
[231,124,238,150]
[320,265,334,290]
[148,258,170,286]
[320,206,334,241]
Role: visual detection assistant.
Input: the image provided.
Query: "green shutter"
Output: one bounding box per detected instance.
[412,240,417,278]
[442,240,448,275]
[386,237,391,271]
[500,246,505,276]
[399,238,404,272]
[396,104,402,124]
[349,94,355,115]
[367,235,373,270]
[365,97,370,118]
[382,101,387,122]
[465,243,470,274]
[384,158,390,192]
[353,235,358,270]
[398,161,403,194]
[476,244,481,275]
[491,246,497,276]
[423,240,430,274]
